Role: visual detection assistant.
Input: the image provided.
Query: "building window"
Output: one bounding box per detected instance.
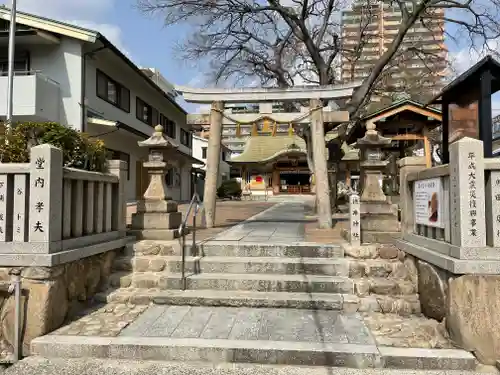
[136,97,156,125]
[96,70,130,112]
[202,147,207,159]
[0,52,30,75]
[106,149,130,180]
[160,113,176,138]
[181,128,191,148]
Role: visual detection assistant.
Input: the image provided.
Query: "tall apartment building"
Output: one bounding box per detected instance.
[341,1,448,99]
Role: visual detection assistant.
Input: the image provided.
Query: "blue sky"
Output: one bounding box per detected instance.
[1,0,497,113]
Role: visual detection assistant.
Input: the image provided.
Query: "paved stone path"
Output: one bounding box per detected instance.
[208,202,312,243]
[119,305,373,345]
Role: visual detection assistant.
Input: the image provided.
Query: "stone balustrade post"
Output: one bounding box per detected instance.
[108,160,128,235]
[28,144,63,253]
[449,137,486,247]
[398,156,426,235]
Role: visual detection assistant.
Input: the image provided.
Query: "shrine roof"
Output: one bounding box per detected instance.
[362,99,442,122]
[428,55,500,104]
[346,99,442,144]
[230,135,307,163]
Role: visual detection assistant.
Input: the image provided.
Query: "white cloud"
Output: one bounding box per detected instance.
[1,0,132,59]
[449,38,500,76]
[14,0,115,19]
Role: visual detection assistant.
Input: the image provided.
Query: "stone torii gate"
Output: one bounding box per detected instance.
[175,83,360,229]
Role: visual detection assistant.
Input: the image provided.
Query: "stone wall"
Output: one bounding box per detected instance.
[416,259,500,365]
[0,248,119,356]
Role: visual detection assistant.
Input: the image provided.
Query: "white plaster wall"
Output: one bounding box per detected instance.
[192,135,231,186]
[86,127,149,202]
[180,164,192,201]
[84,49,190,147]
[29,37,83,129]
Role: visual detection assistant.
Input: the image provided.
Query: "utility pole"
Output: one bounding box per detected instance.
[5,0,17,135]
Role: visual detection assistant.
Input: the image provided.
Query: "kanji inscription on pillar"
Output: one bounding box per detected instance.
[13,174,27,242]
[28,144,63,246]
[29,156,48,242]
[449,138,486,248]
[349,193,361,246]
[0,175,6,241]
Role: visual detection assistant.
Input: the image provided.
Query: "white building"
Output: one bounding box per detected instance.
[192,134,230,187]
[0,8,202,202]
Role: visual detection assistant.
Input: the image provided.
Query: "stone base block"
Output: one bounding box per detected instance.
[136,200,178,213]
[360,215,400,232]
[447,275,500,365]
[361,202,398,215]
[128,229,180,241]
[362,231,400,244]
[131,212,182,230]
[0,248,119,356]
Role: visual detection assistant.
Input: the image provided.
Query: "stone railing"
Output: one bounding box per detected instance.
[396,137,500,365]
[398,137,500,274]
[0,144,129,266]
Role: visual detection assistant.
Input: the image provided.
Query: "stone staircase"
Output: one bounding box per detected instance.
[96,240,421,316]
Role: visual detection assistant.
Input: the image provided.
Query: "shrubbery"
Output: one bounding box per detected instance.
[217,179,242,199]
[0,122,108,172]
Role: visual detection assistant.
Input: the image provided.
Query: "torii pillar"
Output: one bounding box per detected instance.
[310,98,332,228]
[203,100,224,228]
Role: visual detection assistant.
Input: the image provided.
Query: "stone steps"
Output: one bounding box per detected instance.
[123,241,344,258]
[108,272,355,294]
[106,271,415,297]
[94,289,421,315]
[112,255,351,276]
[199,242,344,258]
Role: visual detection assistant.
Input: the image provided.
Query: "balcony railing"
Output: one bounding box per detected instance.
[0,71,60,121]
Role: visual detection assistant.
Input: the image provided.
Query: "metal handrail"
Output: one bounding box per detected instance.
[178,192,203,290]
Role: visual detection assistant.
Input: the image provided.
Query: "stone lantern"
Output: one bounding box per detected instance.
[355,122,400,243]
[130,125,183,240]
[357,122,392,203]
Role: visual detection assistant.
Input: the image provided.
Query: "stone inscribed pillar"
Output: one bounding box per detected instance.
[310,98,332,229]
[28,144,63,253]
[203,101,224,228]
[130,125,182,240]
[349,193,361,246]
[486,171,500,247]
[449,137,486,248]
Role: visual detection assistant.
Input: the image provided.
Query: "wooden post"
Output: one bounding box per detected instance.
[310,99,332,228]
[423,127,432,168]
[203,101,224,228]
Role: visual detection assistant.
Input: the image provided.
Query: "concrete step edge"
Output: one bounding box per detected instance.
[93,289,421,315]
[114,256,350,265]
[4,356,483,375]
[136,272,353,282]
[30,336,476,370]
[31,336,380,368]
